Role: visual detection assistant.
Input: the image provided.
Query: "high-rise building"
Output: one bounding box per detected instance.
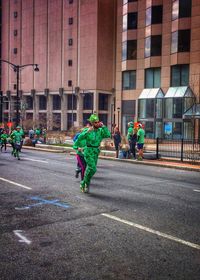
[0,0,116,131]
[1,0,200,139]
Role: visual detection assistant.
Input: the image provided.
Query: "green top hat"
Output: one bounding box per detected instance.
[88,114,99,123]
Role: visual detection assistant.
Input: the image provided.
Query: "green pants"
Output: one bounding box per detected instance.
[83,147,100,185]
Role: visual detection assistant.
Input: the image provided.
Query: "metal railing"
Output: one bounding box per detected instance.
[145,138,200,164]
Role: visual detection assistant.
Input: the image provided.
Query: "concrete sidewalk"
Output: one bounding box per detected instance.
[20,144,200,173]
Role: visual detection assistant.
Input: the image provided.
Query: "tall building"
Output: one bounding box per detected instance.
[0,0,116,131]
[1,0,200,140]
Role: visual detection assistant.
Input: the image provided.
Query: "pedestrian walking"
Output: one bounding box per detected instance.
[112,126,121,158]
[73,114,110,193]
[137,123,145,160]
[0,129,8,152]
[11,126,23,160]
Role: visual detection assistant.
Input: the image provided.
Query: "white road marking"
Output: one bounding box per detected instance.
[101,213,200,250]
[0,177,32,190]
[193,189,200,193]
[13,230,31,245]
[23,158,48,163]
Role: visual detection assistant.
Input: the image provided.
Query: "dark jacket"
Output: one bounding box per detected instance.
[113,132,121,145]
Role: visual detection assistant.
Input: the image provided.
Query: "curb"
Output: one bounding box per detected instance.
[20,145,200,173]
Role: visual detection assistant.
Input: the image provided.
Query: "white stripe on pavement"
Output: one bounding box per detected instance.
[0,177,32,190]
[193,189,200,193]
[23,158,48,163]
[13,230,32,245]
[101,213,200,250]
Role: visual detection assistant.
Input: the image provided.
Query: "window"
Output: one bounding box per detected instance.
[13,48,17,54]
[99,93,108,110]
[122,40,137,60]
[14,30,18,36]
[53,113,61,131]
[171,65,189,86]
[14,11,18,18]
[68,38,73,46]
[68,17,73,25]
[123,13,137,31]
[144,121,154,138]
[69,0,73,3]
[68,60,72,66]
[67,95,77,110]
[172,0,191,20]
[123,12,137,31]
[98,114,108,126]
[146,99,155,118]
[171,30,190,53]
[68,80,72,87]
[164,98,182,119]
[38,113,47,127]
[83,93,93,110]
[122,100,136,115]
[173,98,182,118]
[53,95,61,110]
[123,0,137,4]
[145,35,162,57]
[39,96,47,110]
[26,96,33,110]
[145,68,161,88]
[122,71,136,90]
[146,6,163,26]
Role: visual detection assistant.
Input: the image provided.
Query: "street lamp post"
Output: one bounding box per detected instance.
[117,107,120,127]
[0,59,39,126]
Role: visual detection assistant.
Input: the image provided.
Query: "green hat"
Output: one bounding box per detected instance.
[88,114,99,123]
[129,121,134,127]
[16,125,21,129]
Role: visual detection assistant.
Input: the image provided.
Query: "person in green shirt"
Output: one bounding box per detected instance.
[137,123,145,160]
[73,114,111,193]
[0,129,8,152]
[11,126,23,160]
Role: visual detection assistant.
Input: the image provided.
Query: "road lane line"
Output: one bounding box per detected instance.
[23,158,48,163]
[101,213,200,250]
[0,177,32,190]
[193,189,200,193]
[13,230,31,245]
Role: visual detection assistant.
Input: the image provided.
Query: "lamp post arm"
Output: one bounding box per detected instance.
[0,59,17,69]
[19,63,38,69]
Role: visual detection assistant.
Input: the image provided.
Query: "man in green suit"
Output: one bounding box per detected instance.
[73,114,110,193]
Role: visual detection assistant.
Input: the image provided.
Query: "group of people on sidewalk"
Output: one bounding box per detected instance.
[112,122,145,161]
[0,126,24,160]
[72,113,145,194]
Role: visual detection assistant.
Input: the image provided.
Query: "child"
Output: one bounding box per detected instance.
[118,136,130,159]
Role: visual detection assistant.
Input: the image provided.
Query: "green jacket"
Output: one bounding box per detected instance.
[137,128,145,144]
[127,126,134,141]
[11,130,22,143]
[73,126,110,151]
[1,133,8,144]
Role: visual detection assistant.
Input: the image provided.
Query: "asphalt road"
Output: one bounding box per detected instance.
[0,148,200,280]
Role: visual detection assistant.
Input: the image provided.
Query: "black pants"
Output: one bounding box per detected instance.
[1,142,7,151]
[129,141,136,158]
